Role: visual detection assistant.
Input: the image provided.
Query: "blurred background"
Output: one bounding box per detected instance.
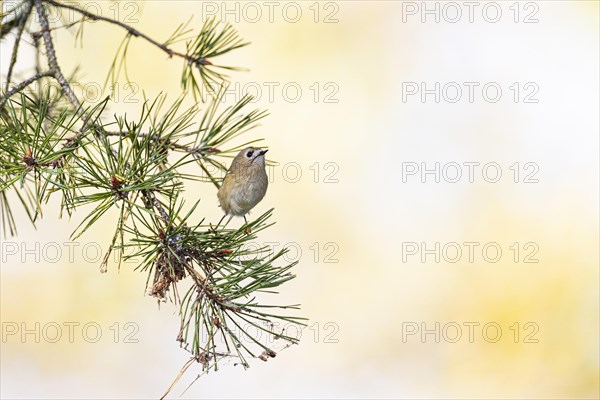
[1,1,599,398]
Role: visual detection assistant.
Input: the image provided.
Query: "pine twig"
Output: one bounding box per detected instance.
[33,0,83,112]
[0,1,29,39]
[0,71,54,108]
[42,0,212,66]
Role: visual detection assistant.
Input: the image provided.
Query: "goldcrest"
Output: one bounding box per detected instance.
[217,147,269,223]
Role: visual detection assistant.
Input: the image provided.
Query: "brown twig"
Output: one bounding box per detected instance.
[0,2,28,39]
[0,71,54,108]
[4,1,33,92]
[42,0,211,66]
[34,0,83,112]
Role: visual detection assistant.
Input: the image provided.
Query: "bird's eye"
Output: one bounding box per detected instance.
[246,150,254,158]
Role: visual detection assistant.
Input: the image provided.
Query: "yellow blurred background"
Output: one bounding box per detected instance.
[1,1,598,398]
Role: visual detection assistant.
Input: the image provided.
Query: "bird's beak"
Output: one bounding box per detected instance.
[259,149,268,156]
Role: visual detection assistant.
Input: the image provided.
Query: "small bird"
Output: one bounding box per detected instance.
[216,147,269,230]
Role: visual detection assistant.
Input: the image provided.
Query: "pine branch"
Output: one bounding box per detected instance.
[32,0,174,234]
[0,2,303,395]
